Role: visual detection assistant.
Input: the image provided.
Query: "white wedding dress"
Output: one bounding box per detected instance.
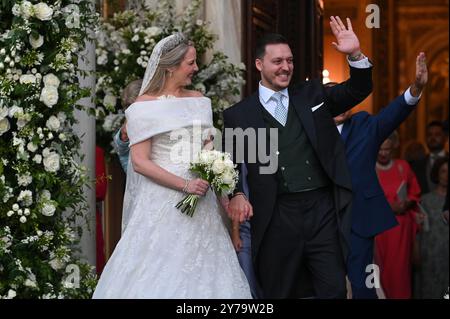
[93,97,251,299]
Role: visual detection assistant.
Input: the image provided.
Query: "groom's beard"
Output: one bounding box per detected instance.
[267,72,292,91]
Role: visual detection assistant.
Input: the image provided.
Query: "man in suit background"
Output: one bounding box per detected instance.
[223,16,372,298]
[331,52,428,298]
[411,121,449,194]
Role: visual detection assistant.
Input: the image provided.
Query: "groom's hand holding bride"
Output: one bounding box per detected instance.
[227,193,253,223]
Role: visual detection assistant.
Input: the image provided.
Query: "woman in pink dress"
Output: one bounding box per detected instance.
[375,133,422,299]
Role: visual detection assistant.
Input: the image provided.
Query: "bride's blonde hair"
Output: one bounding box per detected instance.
[143,40,194,95]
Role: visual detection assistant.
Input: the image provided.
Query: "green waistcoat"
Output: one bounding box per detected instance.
[260,102,330,194]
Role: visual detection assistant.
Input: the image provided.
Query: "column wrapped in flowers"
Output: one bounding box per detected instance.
[0,1,98,298]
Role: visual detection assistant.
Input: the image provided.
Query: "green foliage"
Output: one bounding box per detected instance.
[0,0,98,299]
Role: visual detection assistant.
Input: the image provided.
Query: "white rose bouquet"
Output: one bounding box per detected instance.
[176,150,238,217]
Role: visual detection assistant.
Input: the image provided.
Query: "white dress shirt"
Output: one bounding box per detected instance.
[258,83,289,119]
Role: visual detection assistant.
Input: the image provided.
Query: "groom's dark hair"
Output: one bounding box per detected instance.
[256,33,289,59]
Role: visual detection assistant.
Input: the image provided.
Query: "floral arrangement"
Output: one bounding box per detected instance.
[95,0,246,154]
[176,150,238,217]
[0,0,98,298]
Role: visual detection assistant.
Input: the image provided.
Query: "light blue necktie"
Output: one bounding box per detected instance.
[272,92,288,126]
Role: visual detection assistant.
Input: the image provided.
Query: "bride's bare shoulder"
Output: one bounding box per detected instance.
[135,95,158,102]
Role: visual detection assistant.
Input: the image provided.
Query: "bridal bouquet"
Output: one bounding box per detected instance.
[176,150,238,217]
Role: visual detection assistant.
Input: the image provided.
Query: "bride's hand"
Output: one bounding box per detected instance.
[185,178,209,196]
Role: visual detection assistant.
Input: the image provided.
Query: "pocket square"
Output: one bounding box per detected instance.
[311,102,324,112]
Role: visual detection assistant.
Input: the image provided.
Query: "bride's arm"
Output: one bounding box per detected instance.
[131,139,209,196]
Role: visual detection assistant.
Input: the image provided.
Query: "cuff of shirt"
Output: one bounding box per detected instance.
[347,56,372,69]
[404,87,421,105]
[114,129,130,148]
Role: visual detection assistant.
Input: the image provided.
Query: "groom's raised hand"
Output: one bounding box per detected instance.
[330,16,361,58]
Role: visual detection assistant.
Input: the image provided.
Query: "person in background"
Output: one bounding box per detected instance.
[113,79,143,174]
[330,50,428,299]
[415,157,449,298]
[410,121,449,194]
[229,164,262,299]
[375,132,422,299]
[404,140,426,163]
[224,17,373,299]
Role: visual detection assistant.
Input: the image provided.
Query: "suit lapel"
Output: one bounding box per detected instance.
[289,87,318,149]
[246,93,266,130]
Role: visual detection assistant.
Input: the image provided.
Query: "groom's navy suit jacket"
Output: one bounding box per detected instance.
[340,93,417,239]
[223,65,373,262]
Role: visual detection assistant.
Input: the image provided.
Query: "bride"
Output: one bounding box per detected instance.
[92,33,251,299]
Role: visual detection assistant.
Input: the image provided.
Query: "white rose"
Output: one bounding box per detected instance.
[212,159,226,174]
[0,106,8,119]
[42,148,51,157]
[9,105,23,117]
[20,216,27,223]
[17,174,32,186]
[21,1,33,19]
[33,3,53,21]
[7,289,16,299]
[29,34,44,49]
[27,142,38,152]
[19,74,36,84]
[41,190,51,201]
[24,279,37,288]
[40,86,58,108]
[49,258,63,270]
[12,4,21,16]
[46,115,60,131]
[58,133,66,141]
[43,153,60,172]
[18,190,33,206]
[16,112,31,129]
[33,154,42,164]
[43,73,60,88]
[12,204,19,211]
[199,151,215,165]
[103,94,116,107]
[222,171,234,185]
[0,118,10,136]
[57,112,66,123]
[223,158,235,170]
[41,203,56,216]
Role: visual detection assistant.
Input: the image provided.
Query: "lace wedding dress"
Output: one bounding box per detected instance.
[92,97,251,299]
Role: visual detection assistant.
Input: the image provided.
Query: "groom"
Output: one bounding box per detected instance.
[223,16,373,298]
